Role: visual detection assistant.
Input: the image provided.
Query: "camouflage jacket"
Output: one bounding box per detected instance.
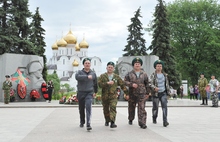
[98,73,128,100]
[198,77,208,91]
[124,70,150,96]
[2,81,12,90]
[149,71,170,97]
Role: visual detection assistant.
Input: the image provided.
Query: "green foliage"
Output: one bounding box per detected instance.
[123,7,147,56]
[61,83,75,92]
[29,7,47,81]
[148,0,181,89]
[167,0,220,85]
[47,71,60,100]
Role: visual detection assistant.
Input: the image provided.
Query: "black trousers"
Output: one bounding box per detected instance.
[48,89,53,101]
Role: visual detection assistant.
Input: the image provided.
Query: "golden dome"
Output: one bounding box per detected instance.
[79,38,89,48]
[72,59,79,66]
[75,43,80,51]
[64,30,77,44]
[51,41,58,50]
[57,38,67,47]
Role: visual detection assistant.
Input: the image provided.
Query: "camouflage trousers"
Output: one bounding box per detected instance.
[4,90,10,104]
[210,92,218,107]
[200,89,207,99]
[102,98,118,122]
[128,95,147,126]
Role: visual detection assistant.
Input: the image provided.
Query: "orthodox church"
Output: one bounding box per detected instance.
[47,29,102,90]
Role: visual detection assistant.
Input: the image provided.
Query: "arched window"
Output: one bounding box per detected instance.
[63,59,65,65]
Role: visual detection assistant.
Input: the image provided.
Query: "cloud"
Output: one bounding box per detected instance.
[29,0,175,71]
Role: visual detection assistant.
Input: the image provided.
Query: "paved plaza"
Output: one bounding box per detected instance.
[0,99,219,142]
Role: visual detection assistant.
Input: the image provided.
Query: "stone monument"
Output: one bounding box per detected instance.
[0,53,46,102]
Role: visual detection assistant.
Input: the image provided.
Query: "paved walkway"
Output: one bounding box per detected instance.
[0,99,219,142]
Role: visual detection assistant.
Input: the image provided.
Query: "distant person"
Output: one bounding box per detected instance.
[2,75,12,104]
[75,58,98,131]
[47,80,54,103]
[149,60,170,127]
[189,85,195,100]
[205,84,210,100]
[194,85,199,100]
[98,61,128,128]
[217,84,220,101]
[198,73,208,105]
[209,75,219,107]
[124,57,150,129]
[179,85,184,99]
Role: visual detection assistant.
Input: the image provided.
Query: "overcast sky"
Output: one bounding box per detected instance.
[28,0,174,71]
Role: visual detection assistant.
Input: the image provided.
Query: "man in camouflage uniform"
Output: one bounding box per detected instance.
[98,61,128,128]
[149,60,170,127]
[124,58,150,129]
[209,75,219,107]
[2,75,12,104]
[198,73,208,105]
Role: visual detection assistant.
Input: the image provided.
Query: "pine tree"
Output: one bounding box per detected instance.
[0,0,18,54]
[10,0,34,54]
[29,7,47,81]
[123,7,147,56]
[148,0,181,89]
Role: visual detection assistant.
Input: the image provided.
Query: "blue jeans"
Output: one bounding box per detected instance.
[78,92,93,126]
[206,92,210,100]
[152,93,168,122]
[218,93,220,100]
[198,93,201,100]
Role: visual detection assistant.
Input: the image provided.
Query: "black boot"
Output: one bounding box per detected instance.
[105,122,109,126]
[200,98,204,105]
[110,121,117,128]
[153,117,157,124]
[205,97,208,105]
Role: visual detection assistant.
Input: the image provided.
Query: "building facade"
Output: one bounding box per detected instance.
[47,30,102,91]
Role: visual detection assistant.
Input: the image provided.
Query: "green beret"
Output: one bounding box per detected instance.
[82,58,91,64]
[132,57,143,66]
[5,75,10,78]
[153,60,164,69]
[107,61,115,67]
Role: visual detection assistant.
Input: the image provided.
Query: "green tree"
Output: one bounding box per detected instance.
[167,0,220,85]
[61,83,74,92]
[123,7,147,56]
[0,0,18,54]
[10,0,34,54]
[47,71,60,100]
[29,7,47,81]
[147,0,181,89]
